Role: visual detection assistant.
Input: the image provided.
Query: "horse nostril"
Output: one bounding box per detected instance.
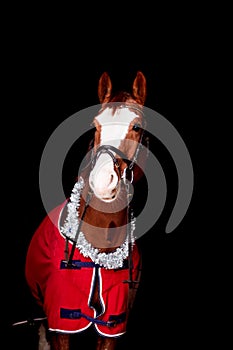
[109,173,118,188]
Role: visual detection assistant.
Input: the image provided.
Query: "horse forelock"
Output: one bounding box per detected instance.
[98,91,143,116]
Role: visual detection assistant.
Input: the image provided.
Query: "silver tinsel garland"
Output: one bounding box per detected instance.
[60,177,136,269]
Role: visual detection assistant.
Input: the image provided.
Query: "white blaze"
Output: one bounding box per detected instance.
[96,107,137,147]
[89,107,137,201]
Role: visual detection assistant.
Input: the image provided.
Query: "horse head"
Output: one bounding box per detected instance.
[89,71,148,202]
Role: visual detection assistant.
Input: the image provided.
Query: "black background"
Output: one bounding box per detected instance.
[3,14,213,348]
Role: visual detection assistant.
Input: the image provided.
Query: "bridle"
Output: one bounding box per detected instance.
[66,104,148,288]
[91,144,137,184]
[90,104,147,183]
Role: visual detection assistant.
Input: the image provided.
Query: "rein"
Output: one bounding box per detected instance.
[66,189,93,267]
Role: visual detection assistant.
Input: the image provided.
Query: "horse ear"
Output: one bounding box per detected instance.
[98,72,112,104]
[132,71,147,105]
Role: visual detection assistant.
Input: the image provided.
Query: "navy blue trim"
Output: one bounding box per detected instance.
[109,312,126,324]
[60,259,129,270]
[60,308,82,319]
[60,308,126,328]
[60,260,99,269]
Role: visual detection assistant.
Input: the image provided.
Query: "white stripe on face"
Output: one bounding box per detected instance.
[96,107,137,147]
[89,107,139,202]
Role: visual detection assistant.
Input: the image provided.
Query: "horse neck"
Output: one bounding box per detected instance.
[78,175,130,250]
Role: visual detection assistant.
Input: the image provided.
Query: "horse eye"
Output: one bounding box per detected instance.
[132,123,141,132]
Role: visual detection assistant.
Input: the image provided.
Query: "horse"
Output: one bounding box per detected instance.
[25,70,149,350]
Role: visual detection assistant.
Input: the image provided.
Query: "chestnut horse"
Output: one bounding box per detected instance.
[25,71,148,350]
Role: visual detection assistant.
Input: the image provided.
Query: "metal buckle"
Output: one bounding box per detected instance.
[122,167,134,184]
